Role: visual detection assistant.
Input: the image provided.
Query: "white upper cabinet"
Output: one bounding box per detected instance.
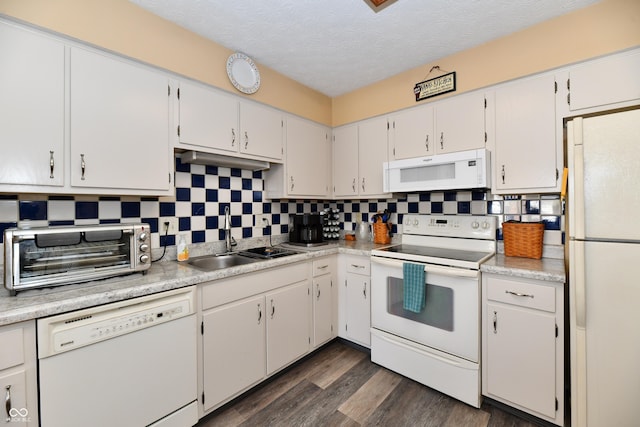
[567,49,640,112]
[0,21,65,187]
[389,104,435,160]
[264,116,330,199]
[176,81,283,162]
[332,124,360,197]
[176,80,239,153]
[389,91,486,162]
[434,92,486,154]
[493,73,560,193]
[239,101,283,161]
[358,116,389,197]
[333,117,389,199]
[69,47,172,193]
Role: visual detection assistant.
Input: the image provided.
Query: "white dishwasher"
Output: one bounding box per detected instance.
[37,287,198,427]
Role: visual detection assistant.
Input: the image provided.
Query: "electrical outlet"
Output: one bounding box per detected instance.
[254,214,269,227]
[161,217,179,234]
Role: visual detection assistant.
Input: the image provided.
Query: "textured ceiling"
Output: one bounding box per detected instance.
[128,0,600,97]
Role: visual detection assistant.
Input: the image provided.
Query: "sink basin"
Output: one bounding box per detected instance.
[187,254,258,271]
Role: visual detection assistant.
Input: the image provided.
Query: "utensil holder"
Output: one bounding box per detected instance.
[373,221,391,244]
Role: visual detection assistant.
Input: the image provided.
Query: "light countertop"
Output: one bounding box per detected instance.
[0,240,565,326]
[0,241,383,326]
[481,254,566,283]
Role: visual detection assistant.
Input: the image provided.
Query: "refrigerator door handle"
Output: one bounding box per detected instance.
[573,240,587,328]
[568,118,586,240]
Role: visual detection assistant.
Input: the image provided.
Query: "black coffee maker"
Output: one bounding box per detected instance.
[289,213,325,246]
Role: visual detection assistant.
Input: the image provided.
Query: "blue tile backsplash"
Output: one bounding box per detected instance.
[0,156,564,257]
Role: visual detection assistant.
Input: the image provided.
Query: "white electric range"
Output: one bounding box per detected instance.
[370,214,496,408]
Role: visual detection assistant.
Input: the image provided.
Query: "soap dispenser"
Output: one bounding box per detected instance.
[177,233,189,261]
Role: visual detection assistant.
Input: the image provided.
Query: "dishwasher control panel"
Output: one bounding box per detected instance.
[37,287,195,358]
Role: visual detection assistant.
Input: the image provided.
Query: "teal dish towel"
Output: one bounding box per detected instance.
[403,262,426,313]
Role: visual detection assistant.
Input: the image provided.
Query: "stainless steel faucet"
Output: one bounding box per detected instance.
[224,206,237,253]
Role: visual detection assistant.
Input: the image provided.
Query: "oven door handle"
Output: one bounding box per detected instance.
[371,256,479,279]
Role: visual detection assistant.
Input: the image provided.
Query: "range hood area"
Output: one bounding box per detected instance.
[180,151,271,171]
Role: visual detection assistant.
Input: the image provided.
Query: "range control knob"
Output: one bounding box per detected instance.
[482,221,491,229]
[413,219,419,226]
[139,232,148,242]
[139,243,149,252]
[471,221,480,229]
[139,254,150,264]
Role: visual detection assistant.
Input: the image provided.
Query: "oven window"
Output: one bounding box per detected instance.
[386,277,454,331]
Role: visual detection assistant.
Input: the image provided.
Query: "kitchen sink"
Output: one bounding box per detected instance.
[187,253,258,271]
[238,246,299,259]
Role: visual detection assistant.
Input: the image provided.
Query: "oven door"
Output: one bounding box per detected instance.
[371,256,480,362]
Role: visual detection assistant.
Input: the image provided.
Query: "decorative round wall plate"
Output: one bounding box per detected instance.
[226,53,261,94]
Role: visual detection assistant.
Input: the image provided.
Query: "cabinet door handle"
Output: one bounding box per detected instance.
[501,165,506,184]
[80,154,86,180]
[493,311,498,334]
[270,299,275,319]
[363,282,367,299]
[316,284,321,300]
[440,132,444,150]
[425,135,429,151]
[5,385,11,422]
[361,177,366,192]
[244,131,249,149]
[505,290,534,298]
[352,178,356,193]
[317,264,329,270]
[49,150,55,179]
[257,303,262,324]
[351,264,365,269]
[290,176,294,191]
[231,128,236,146]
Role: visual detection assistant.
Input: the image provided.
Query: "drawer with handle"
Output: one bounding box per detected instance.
[345,256,370,275]
[486,275,556,312]
[312,258,332,277]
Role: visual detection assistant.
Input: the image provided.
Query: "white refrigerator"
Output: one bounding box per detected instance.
[567,107,640,427]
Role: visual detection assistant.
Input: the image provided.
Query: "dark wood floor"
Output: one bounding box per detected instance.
[197,340,542,427]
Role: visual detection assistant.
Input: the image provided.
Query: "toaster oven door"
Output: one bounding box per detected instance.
[6,228,137,292]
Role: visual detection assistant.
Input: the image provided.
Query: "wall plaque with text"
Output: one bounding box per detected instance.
[414,71,456,102]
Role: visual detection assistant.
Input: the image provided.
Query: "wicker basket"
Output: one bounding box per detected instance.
[373,221,391,244]
[503,221,545,259]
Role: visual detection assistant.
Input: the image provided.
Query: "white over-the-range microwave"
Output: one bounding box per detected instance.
[383,148,490,193]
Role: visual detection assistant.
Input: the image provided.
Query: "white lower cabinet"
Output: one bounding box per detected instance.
[311,257,336,348]
[338,255,371,348]
[199,262,312,414]
[0,321,38,427]
[265,281,311,375]
[482,273,564,426]
[201,295,265,413]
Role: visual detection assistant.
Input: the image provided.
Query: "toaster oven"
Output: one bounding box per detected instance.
[4,223,151,294]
